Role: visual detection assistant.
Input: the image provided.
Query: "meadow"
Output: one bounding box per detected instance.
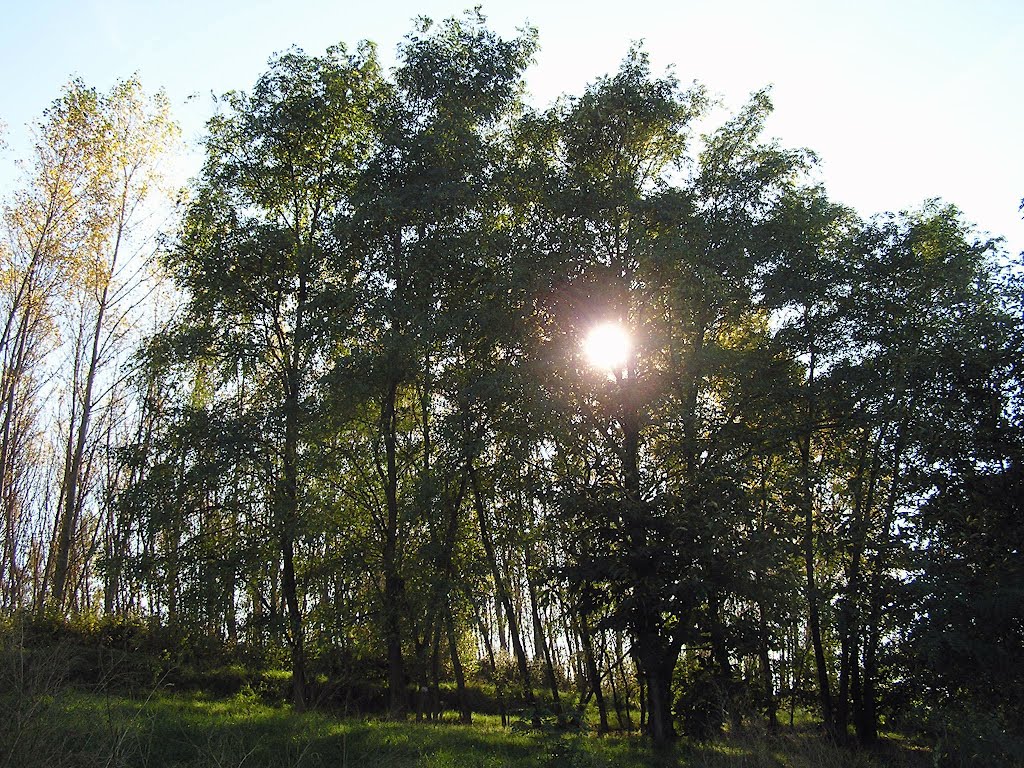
[3,683,936,768]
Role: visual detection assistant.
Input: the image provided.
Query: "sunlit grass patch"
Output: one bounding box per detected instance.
[25,690,935,768]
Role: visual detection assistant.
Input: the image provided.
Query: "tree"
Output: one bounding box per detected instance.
[0,78,178,613]
[535,53,818,742]
[760,187,860,736]
[2,85,98,611]
[912,458,1024,747]
[833,204,1023,742]
[342,11,537,718]
[531,48,705,744]
[166,44,383,710]
[48,79,178,613]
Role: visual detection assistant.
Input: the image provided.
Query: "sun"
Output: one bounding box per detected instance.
[583,322,631,372]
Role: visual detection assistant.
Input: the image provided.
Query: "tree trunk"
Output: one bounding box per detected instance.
[526,546,566,726]
[474,600,508,727]
[622,365,677,745]
[0,303,36,612]
[468,460,539,725]
[803,462,833,732]
[578,609,610,733]
[757,598,778,728]
[836,428,883,740]
[382,376,407,719]
[280,387,308,711]
[799,345,834,733]
[708,589,737,728]
[855,639,878,744]
[636,639,675,746]
[446,610,471,723]
[281,521,307,711]
[53,279,111,611]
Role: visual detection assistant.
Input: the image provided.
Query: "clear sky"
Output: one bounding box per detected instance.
[2,0,1022,257]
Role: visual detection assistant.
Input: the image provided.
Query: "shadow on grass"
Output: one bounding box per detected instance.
[46,692,934,768]
[57,692,545,767]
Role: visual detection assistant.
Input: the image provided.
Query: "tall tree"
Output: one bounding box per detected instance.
[833,204,1022,742]
[761,188,860,735]
[539,49,707,744]
[0,79,177,613]
[166,44,383,710]
[47,78,178,612]
[1,85,98,611]
[544,67,819,742]
[344,11,537,718]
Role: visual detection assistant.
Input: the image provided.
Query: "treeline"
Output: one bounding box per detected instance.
[2,12,1022,752]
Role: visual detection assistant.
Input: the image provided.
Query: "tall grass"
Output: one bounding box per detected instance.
[0,622,943,768]
[2,683,940,768]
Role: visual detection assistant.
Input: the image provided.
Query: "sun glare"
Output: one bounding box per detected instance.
[583,322,631,372]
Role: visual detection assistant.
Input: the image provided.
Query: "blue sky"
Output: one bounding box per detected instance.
[2,0,1022,256]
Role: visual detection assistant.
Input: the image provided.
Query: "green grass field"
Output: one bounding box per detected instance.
[2,686,934,768]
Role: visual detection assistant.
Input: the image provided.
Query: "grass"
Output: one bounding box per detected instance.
[0,632,934,768]
[1,687,937,768]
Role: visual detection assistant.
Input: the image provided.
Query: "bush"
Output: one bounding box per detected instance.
[927,705,1024,768]
[675,667,727,741]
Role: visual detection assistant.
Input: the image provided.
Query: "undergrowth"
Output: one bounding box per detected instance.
[2,685,938,768]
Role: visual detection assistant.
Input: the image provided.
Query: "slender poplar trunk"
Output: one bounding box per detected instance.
[280,404,307,711]
[526,546,566,726]
[0,307,36,611]
[446,609,471,723]
[800,343,834,732]
[53,270,113,611]
[578,609,610,733]
[757,597,778,728]
[468,460,539,724]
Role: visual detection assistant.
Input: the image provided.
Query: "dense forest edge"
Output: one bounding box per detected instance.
[1,10,1022,767]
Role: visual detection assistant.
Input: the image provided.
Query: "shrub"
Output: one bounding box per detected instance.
[675,667,727,741]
